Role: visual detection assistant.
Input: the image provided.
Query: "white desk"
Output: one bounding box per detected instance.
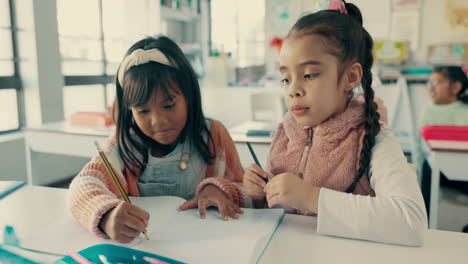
[24,122,111,185]
[229,121,275,168]
[1,186,468,264]
[24,121,274,185]
[428,150,468,229]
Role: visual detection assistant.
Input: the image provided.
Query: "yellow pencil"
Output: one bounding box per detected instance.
[94,141,149,240]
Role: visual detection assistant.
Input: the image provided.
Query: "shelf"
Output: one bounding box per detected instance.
[380,74,430,82]
[161,6,199,22]
[179,43,201,55]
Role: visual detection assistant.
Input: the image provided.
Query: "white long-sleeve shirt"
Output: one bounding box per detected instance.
[317,125,428,246]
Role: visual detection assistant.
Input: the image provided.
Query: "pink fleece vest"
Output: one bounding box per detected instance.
[268,99,376,198]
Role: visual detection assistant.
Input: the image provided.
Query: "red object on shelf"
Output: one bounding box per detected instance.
[421,125,468,152]
[69,112,114,127]
[269,37,284,53]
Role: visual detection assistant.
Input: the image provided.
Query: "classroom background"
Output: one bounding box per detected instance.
[1,0,468,233]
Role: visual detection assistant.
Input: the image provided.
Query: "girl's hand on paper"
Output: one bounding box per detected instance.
[99,202,150,243]
[178,185,244,221]
[264,172,320,214]
[243,164,271,204]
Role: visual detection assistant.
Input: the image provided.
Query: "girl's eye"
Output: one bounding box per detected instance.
[164,103,176,109]
[304,73,319,79]
[138,109,150,114]
[280,78,289,85]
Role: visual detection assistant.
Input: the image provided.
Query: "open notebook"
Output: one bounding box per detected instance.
[16,195,284,264]
[128,196,285,264]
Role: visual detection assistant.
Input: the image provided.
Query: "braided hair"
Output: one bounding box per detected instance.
[288,1,381,192]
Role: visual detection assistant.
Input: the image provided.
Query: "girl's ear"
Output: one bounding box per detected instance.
[344,63,363,93]
[450,81,462,96]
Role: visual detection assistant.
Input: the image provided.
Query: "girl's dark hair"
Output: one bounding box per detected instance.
[433,65,468,104]
[113,35,214,176]
[288,2,380,193]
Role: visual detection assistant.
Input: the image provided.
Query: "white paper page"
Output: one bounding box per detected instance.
[131,196,187,232]
[128,196,187,245]
[11,195,184,254]
[134,208,284,264]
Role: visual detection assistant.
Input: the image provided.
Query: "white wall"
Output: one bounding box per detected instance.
[266,0,468,65]
[264,0,315,80]
[350,0,468,64]
[417,0,468,63]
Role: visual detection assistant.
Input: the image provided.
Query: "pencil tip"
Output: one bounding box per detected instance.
[94,141,101,151]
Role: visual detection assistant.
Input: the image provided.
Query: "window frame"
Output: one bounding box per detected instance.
[60,0,114,109]
[0,0,23,134]
[209,0,265,66]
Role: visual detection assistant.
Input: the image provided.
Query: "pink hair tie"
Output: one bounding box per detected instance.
[328,0,347,14]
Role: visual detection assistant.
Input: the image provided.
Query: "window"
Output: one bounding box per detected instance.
[0,0,21,133]
[0,89,20,131]
[57,0,109,118]
[102,0,155,76]
[63,85,106,117]
[210,0,265,67]
[57,0,156,117]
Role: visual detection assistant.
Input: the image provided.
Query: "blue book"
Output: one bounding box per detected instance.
[0,247,39,264]
[0,243,62,264]
[246,129,272,137]
[0,181,26,199]
[55,244,185,264]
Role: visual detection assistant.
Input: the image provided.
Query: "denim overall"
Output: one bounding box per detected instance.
[137,120,211,200]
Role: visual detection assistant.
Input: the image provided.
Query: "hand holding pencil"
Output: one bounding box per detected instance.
[94,142,150,243]
[242,142,271,202]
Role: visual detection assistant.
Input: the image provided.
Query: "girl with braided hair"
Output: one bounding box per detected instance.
[242,0,427,246]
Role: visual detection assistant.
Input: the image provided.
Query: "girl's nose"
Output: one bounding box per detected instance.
[150,111,169,129]
[150,112,160,128]
[288,82,305,98]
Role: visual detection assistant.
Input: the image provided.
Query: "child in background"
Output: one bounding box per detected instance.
[420,66,468,126]
[69,36,248,243]
[243,0,427,246]
[420,65,468,221]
